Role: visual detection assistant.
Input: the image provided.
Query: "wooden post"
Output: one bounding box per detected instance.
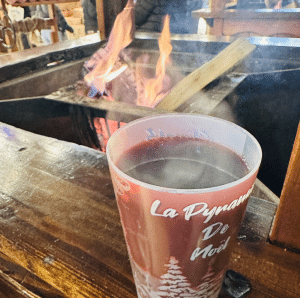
[269,121,300,251]
[49,4,59,43]
[96,0,105,40]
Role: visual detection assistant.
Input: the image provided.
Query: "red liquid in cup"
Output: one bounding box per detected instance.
[118,136,249,189]
[111,136,256,298]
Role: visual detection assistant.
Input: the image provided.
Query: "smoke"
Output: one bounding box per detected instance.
[166,0,203,34]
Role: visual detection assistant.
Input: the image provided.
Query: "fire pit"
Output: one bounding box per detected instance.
[1,33,300,196]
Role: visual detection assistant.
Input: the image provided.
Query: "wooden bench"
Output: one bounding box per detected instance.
[192,7,300,37]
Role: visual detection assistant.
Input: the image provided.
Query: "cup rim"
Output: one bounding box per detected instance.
[106,114,262,194]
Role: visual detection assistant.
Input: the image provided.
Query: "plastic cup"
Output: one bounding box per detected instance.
[107,114,262,298]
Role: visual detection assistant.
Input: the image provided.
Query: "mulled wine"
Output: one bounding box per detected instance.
[117,136,249,189]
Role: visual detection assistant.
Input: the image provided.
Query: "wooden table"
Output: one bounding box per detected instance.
[0,120,299,298]
[192,8,300,37]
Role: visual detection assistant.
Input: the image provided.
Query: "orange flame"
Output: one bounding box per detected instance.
[84,0,134,92]
[87,10,173,152]
[274,0,282,9]
[136,15,172,107]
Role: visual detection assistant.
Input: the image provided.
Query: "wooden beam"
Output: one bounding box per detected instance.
[269,121,300,251]
[0,0,7,13]
[10,0,80,6]
[0,252,66,298]
[0,270,42,298]
[96,0,106,40]
[155,38,256,111]
[49,4,59,43]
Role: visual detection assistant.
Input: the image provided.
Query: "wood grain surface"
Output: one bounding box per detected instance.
[155,38,255,111]
[270,121,300,251]
[0,122,298,298]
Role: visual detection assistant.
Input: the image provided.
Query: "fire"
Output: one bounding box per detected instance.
[274,1,282,9]
[84,0,134,93]
[136,15,173,107]
[83,2,174,151]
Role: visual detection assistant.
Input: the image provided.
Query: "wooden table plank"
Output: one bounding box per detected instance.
[1,121,298,298]
[230,242,300,298]
[0,122,135,297]
[270,121,300,251]
[0,271,41,298]
[0,251,65,298]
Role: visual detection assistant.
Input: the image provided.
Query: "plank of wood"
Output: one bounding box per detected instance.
[49,4,59,44]
[227,197,300,298]
[269,121,300,251]
[176,73,247,116]
[0,226,135,298]
[96,0,106,39]
[229,242,300,298]
[0,122,135,297]
[46,87,171,123]
[0,269,41,298]
[0,122,294,298]
[155,38,256,111]
[10,0,80,7]
[0,252,66,298]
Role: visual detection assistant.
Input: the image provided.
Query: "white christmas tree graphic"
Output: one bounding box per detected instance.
[131,256,224,298]
[156,257,198,297]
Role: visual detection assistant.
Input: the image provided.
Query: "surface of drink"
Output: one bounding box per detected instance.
[117,136,249,189]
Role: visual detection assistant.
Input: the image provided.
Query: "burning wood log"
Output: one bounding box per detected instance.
[80,37,255,150]
[84,0,134,93]
[156,38,256,111]
[80,0,255,151]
